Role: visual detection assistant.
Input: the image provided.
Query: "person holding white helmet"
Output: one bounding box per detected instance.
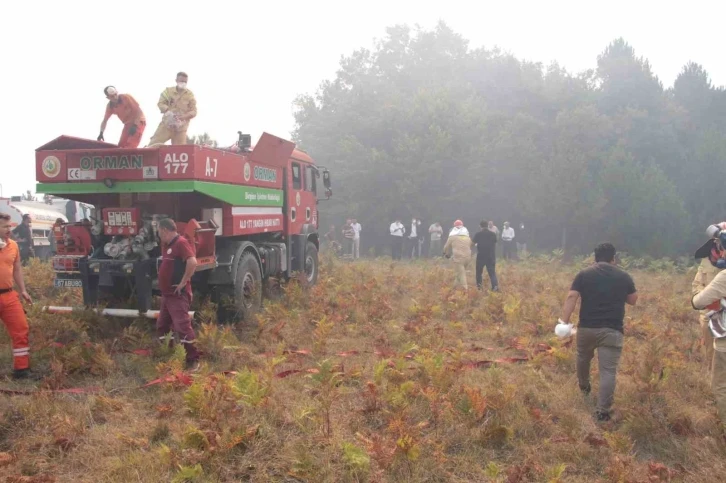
[443,220,472,290]
[691,222,726,434]
[558,242,638,422]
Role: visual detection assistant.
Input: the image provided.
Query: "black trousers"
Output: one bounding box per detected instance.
[476,256,498,289]
[391,236,403,260]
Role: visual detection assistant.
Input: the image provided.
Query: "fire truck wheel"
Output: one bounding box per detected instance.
[234,251,263,321]
[304,241,319,285]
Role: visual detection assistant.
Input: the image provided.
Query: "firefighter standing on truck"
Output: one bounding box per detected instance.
[0,213,36,380]
[156,218,200,371]
[148,72,197,146]
[98,86,146,148]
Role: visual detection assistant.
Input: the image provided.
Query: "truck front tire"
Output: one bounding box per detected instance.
[233,251,263,322]
[304,241,319,285]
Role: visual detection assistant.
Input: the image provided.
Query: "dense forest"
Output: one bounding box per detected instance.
[291,22,726,258]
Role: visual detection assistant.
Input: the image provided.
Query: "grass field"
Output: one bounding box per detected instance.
[0,254,724,482]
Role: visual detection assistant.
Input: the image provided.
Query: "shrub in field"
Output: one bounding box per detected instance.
[3,259,726,482]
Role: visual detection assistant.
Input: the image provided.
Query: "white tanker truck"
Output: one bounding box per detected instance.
[0,196,93,260]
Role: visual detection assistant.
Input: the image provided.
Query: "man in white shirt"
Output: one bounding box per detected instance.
[351,218,362,259]
[429,222,443,257]
[390,219,405,260]
[501,221,516,260]
[408,217,422,259]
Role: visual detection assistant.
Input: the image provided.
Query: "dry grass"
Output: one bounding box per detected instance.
[0,255,724,482]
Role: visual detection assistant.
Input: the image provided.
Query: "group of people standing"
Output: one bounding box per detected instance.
[388,217,427,260]
[326,219,362,259]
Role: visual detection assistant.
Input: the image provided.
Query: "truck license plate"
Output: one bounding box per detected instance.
[55,279,82,288]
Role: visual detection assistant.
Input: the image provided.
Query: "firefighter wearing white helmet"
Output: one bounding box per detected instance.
[442,220,472,290]
[691,222,726,434]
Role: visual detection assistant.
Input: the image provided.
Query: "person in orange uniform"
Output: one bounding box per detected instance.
[0,213,35,380]
[148,72,197,146]
[98,86,146,148]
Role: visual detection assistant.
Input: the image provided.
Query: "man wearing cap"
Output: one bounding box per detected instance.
[559,242,637,422]
[0,213,37,379]
[691,223,726,433]
[443,220,472,290]
[98,86,146,148]
[148,72,197,146]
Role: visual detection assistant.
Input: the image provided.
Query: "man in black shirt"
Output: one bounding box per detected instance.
[472,221,499,291]
[559,242,637,421]
[11,215,34,264]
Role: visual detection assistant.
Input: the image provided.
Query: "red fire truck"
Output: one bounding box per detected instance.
[35,132,331,321]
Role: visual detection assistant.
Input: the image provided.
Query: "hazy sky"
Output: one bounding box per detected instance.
[1,0,723,197]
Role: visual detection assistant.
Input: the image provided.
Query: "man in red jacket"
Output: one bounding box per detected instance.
[156,218,200,371]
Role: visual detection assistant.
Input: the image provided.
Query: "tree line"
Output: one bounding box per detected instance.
[290,22,726,258]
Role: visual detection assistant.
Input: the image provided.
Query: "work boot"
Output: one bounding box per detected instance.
[595,410,611,422]
[185,360,201,373]
[580,383,591,396]
[11,368,43,381]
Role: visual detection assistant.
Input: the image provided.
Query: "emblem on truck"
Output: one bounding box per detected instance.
[244,162,251,182]
[42,156,61,178]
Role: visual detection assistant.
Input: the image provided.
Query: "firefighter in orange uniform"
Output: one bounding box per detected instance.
[0,213,36,380]
[98,86,146,148]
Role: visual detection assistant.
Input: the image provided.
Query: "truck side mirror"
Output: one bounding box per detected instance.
[323,171,331,189]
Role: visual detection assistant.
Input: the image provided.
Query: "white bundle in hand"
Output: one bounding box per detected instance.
[555,320,574,338]
[163,111,183,131]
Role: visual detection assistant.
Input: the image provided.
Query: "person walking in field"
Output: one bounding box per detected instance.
[428,222,443,257]
[472,221,499,291]
[692,225,725,371]
[691,223,726,433]
[559,242,638,422]
[156,218,200,371]
[0,213,37,380]
[443,220,472,290]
